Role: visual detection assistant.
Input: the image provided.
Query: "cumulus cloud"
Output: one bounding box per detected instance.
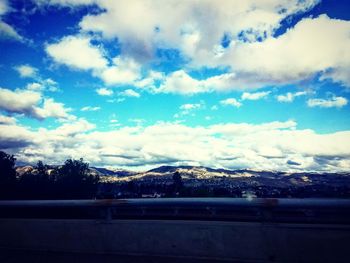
[96,87,113,96]
[157,70,206,95]
[50,118,95,136]
[33,98,74,119]
[0,124,34,149]
[277,91,307,103]
[224,15,350,87]
[307,96,348,108]
[220,98,242,108]
[241,91,270,101]
[14,65,38,78]
[45,35,143,86]
[2,119,350,172]
[0,88,41,115]
[0,87,73,120]
[46,35,108,71]
[0,114,16,124]
[98,56,141,86]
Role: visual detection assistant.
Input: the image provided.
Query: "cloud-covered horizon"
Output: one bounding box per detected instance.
[1,118,350,172]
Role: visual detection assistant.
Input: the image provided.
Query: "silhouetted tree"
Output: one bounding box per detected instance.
[19,160,51,199]
[172,171,183,195]
[56,158,99,199]
[0,151,17,199]
[36,161,47,177]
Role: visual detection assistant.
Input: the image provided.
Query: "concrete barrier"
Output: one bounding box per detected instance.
[0,198,349,262]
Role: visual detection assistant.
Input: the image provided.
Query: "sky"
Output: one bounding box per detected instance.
[0,0,349,172]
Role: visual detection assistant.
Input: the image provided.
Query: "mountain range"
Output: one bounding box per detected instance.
[15,165,350,188]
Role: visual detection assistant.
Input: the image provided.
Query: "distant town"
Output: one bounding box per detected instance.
[95,166,350,199]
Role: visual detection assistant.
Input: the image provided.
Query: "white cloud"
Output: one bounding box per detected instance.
[0,0,9,15]
[96,87,113,96]
[277,91,307,103]
[156,70,238,94]
[81,106,101,111]
[220,98,242,108]
[135,70,164,91]
[3,119,350,172]
[14,65,38,78]
[33,98,74,120]
[46,35,108,71]
[0,87,73,120]
[46,35,142,86]
[98,57,141,86]
[241,91,270,100]
[109,118,120,128]
[50,118,95,136]
[45,78,57,86]
[137,14,350,94]
[43,78,59,92]
[115,98,125,103]
[156,70,269,95]
[307,96,348,108]
[157,70,206,95]
[119,89,140,98]
[0,123,34,149]
[224,15,350,87]
[0,88,41,115]
[0,0,23,41]
[277,93,294,103]
[320,68,350,88]
[33,0,96,7]
[36,0,350,92]
[26,82,43,91]
[180,103,201,111]
[0,21,23,41]
[26,79,59,92]
[77,0,319,64]
[176,102,203,117]
[0,114,16,124]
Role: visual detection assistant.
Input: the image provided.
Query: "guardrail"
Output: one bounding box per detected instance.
[1,198,350,224]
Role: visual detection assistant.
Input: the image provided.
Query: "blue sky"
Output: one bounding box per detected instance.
[0,0,349,171]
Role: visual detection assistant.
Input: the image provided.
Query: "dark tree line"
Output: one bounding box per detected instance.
[0,151,17,199]
[0,151,99,200]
